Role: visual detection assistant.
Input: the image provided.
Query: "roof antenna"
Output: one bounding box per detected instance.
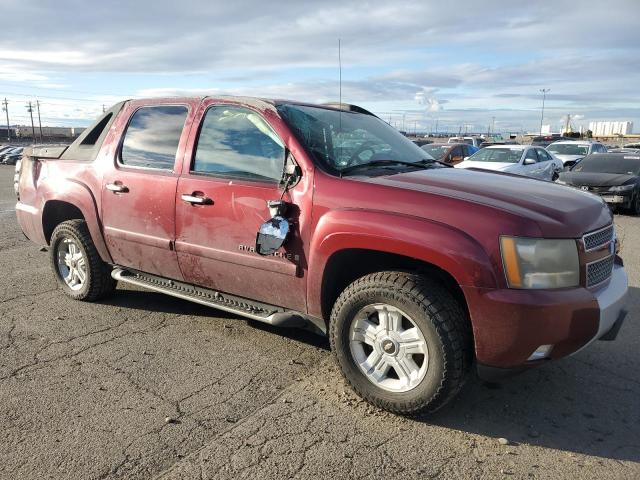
[338,38,343,172]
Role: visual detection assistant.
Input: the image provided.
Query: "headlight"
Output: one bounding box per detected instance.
[608,184,634,192]
[500,237,579,289]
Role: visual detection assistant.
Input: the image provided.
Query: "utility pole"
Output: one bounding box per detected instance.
[26,101,36,141]
[491,116,496,136]
[1,98,9,141]
[36,100,43,142]
[102,104,106,113]
[539,88,550,135]
[435,118,438,135]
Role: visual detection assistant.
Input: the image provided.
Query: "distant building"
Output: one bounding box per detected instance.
[541,124,553,134]
[588,121,633,136]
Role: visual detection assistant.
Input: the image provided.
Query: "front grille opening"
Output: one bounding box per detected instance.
[583,225,614,251]
[587,255,614,287]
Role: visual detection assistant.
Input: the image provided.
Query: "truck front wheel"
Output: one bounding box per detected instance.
[49,220,116,301]
[330,271,472,415]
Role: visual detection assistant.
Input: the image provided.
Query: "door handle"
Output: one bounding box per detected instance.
[181,193,213,205]
[106,182,128,193]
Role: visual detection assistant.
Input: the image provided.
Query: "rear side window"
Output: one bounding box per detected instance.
[120,105,188,170]
[192,106,284,182]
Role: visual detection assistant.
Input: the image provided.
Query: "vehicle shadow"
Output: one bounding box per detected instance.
[421,285,640,463]
[96,286,329,350]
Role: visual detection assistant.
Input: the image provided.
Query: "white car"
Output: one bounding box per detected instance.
[455,145,563,181]
[546,141,607,168]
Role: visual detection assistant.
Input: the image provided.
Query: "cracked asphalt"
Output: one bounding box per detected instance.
[0,164,638,479]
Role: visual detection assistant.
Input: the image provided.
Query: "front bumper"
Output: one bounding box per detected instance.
[464,263,628,376]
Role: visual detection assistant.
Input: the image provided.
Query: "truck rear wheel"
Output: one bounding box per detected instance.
[329,271,472,415]
[49,220,116,301]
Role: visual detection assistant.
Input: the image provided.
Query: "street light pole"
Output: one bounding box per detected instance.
[539,88,550,135]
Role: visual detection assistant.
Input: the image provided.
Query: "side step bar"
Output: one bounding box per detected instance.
[111,267,324,333]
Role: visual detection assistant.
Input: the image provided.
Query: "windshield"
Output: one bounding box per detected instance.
[467,148,523,163]
[277,104,434,173]
[421,144,449,160]
[572,155,640,175]
[547,144,588,156]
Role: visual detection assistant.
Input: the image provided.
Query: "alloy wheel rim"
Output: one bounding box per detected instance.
[56,238,87,291]
[349,304,429,393]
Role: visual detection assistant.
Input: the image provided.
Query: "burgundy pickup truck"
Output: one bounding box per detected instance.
[14,97,628,414]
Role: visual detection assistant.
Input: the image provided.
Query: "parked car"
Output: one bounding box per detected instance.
[455,145,563,181]
[546,141,607,169]
[15,97,628,415]
[420,142,478,165]
[0,145,17,156]
[530,135,573,148]
[448,136,483,148]
[0,147,23,163]
[608,148,640,154]
[557,153,640,214]
[623,142,640,149]
[478,141,519,148]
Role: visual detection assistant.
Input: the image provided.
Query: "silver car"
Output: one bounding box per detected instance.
[454,145,563,181]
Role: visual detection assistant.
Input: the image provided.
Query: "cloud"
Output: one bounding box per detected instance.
[1,0,639,130]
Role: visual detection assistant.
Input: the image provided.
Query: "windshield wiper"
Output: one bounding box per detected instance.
[340,159,443,176]
[420,158,453,168]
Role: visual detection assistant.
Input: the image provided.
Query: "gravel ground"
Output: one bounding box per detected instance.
[0,164,638,479]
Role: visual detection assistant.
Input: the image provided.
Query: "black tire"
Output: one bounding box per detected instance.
[49,219,116,301]
[329,271,472,415]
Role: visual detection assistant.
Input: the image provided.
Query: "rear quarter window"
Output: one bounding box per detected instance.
[120,105,189,170]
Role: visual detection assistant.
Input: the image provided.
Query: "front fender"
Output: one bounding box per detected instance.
[306,209,497,318]
[37,178,113,263]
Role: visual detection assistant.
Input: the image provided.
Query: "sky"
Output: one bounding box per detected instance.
[0,0,639,134]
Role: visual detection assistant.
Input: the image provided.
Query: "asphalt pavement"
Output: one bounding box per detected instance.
[0,165,638,479]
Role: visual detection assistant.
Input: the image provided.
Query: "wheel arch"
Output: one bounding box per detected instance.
[319,248,469,324]
[39,180,113,263]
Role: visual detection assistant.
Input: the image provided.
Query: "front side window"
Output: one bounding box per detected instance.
[524,149,539,162]
[192,106,285,182]
[120,105,188,170]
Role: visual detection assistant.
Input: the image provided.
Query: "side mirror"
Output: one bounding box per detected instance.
[524,158,536,165]
[256,216,290,256]
[463,156,469,161]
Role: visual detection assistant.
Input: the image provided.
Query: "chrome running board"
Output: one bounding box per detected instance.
[111,267,323,332]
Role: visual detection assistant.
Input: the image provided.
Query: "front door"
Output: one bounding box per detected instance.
[175,103,307,312]
[101,103,190,280]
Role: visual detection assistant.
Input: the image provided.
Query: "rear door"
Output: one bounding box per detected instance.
[101,102,194,280]
[174,101,308,312]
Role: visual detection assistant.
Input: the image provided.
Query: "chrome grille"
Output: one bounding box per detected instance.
[583,225,614,251]
[587,255,614,287]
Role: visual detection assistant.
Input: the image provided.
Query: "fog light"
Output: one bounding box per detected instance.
[527,344,553,361]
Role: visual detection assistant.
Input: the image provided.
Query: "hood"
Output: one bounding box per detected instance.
[559,171,637,187]
[359,167,611,237]
[554,154,584,164]
[455,161,516,172]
